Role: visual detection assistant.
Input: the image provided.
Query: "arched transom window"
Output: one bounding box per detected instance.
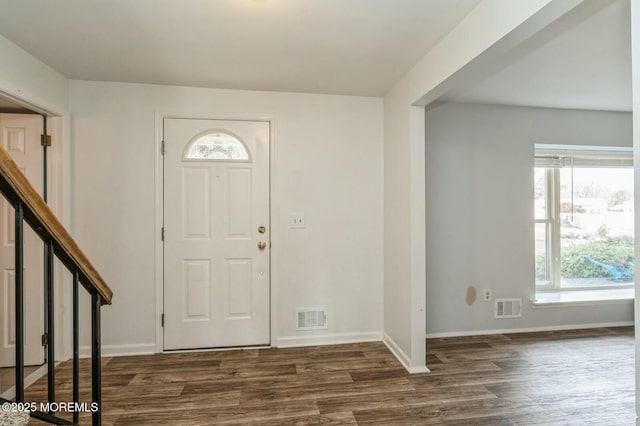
[183,131,250,161]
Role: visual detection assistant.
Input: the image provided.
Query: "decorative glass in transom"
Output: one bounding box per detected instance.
[184,132,249,161]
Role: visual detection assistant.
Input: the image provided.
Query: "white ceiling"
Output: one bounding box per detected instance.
[0,0,482,97]
[0,0,631,111]
[441,0,632,112]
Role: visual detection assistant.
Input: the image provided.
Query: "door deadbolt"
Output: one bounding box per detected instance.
[258,226,266,234]
[258,241,267,250]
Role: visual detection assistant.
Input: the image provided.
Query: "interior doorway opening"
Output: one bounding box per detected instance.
[0,93,66,399]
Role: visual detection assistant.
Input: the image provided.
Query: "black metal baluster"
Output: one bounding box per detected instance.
[91,292,101,426]
[41,112,50,405]
[14,201,24,402]
[46,240,55,406]
[72,270,79,425]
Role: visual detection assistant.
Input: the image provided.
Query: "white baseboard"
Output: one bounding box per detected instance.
[78,334,383,357]
[382,333,429,374]
[425,321,634,339]
[79,343,156,358]
[276,331,382,348]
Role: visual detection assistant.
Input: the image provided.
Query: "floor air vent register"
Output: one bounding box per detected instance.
[494,298,522,319]
[296,308,328,330]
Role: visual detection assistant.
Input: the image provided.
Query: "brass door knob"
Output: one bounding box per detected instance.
[258,241,267,250]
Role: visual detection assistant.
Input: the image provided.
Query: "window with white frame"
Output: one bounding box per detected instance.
[534,145,634,291]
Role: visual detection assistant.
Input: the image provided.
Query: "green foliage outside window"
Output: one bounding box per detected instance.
[536,236,634,282]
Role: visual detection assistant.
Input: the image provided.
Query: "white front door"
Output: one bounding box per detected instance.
[163,118,270,350]
[0,114,44,367]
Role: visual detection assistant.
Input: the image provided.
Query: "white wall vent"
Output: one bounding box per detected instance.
[296,308,328,330]
[494,298,522,319]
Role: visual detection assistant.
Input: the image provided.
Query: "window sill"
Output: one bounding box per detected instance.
[531,287,634,308]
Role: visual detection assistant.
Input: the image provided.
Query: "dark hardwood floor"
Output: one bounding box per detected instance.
[25,327,635,425]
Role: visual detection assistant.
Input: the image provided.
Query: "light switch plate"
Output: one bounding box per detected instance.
[290,213,305,229]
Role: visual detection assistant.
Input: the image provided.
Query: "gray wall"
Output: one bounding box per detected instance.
[425,102,633,336]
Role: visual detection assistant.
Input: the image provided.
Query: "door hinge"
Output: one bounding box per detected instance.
[41,333,48,347]
[161,227,165,241]
[161,141,165,155]
[161,313,164,327]
[41,134,52,147]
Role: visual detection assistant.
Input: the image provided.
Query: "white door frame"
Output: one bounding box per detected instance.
[0,90,69,363]
[154,112,276,353]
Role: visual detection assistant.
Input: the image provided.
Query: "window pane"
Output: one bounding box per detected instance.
[535,222,550,285]
[559,167,634,287]
[184,132,249,161]
[534,167,547,220]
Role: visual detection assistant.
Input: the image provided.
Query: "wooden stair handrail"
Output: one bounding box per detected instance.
[0,144,113,305]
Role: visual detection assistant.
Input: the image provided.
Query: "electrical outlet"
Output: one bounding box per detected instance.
[483,288,492,301]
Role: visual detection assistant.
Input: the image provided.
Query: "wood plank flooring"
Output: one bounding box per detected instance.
[0,365,41,395]
[23,327,635,425]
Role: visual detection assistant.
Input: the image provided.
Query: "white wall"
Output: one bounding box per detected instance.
[69,80,383,353]
[425,102,633,335]
[383,81,412,359]
[0,34,68,115]
[0,34,73,361]
[382,0,579,372]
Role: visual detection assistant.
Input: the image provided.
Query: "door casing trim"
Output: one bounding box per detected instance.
[154,112,275,353]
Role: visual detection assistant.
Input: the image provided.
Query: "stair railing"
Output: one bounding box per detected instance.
[0,144,112,425]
